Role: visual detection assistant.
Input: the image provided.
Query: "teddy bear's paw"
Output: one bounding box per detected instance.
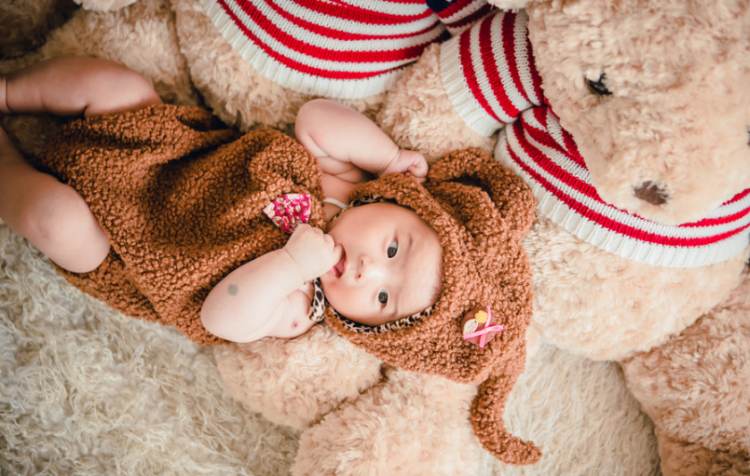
[378,43,495,164]
[292,368,488,476]
[37,0,199,107]
[655,432,750,476]
[214,324,382,430]
[621,270,750,466]
[522,217,748,360]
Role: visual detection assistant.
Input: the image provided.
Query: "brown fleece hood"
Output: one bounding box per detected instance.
[325,148,541,466]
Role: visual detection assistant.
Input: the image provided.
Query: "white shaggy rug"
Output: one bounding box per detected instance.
[0,225,660,475]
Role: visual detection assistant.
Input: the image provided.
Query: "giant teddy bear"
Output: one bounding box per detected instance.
[0,2,659,476]
[2,0,745,474]
[191,0,749,474]
[218,0,750,473]
[377,0,750,474]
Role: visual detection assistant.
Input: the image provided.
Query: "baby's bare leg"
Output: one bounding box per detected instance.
[0,126,110,273]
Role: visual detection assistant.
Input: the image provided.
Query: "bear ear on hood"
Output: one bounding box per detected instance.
[426,148,536,257]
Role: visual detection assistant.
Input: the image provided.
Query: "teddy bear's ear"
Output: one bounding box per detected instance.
[426,148,536,248]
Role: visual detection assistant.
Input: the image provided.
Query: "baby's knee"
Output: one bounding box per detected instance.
[21,183,109,272]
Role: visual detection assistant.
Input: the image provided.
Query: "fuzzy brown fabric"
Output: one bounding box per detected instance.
[34,104,327,346]
[324,149,541,465]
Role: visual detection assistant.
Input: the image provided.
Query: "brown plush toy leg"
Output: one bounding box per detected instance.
[215,324,382,430]
[622,269,750,476]
[292,367,487,476]
[657,431,750,476]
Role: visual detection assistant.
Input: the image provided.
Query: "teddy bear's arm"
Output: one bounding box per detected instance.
[439,9,543,137]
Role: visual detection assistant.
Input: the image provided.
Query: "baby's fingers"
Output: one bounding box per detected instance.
[408,157,428,176]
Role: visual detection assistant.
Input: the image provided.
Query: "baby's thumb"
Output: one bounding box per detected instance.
[329,242,344,264]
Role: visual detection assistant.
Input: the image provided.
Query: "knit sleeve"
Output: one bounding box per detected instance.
[439,9,544,137]
[427,0,493,35]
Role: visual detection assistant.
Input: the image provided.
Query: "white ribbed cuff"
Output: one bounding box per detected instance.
[439,34,501,137]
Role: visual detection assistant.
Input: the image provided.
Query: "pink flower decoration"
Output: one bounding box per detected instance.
[264,193,312,234]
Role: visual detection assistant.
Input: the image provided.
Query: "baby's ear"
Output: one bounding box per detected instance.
[426,148,536,250]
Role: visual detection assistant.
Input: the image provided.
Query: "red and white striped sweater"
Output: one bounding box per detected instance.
[441,9,750,268]
[201,0,491,98]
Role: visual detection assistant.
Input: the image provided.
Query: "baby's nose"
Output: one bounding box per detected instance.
[357,256,386,281]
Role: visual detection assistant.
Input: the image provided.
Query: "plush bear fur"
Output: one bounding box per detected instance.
[0,0,698,474]
[379,0,750,474]
[622,269,750,476]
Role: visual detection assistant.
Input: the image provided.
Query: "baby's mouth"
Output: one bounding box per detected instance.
[332,248,346,278]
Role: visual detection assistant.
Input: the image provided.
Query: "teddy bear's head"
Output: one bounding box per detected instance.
[494,0,750,225]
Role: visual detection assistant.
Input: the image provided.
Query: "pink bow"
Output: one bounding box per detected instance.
[463,306,504,348]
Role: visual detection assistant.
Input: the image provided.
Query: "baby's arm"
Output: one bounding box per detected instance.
[201,224,342,342]
[0,56,161,117]
[295,99,428,184]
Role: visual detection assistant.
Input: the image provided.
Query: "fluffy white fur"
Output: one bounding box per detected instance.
[0,1,661,474]
[0,220,660,474]
[0,227,300,475]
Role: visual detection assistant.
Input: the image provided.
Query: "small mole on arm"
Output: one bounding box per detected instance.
[292,321,299,328]
[228,284,239,296]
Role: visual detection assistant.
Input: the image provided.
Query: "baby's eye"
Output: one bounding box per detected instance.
[387,240,398,258]
[378,289,389,306]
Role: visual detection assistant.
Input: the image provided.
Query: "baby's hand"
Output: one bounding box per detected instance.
[284,224,342,282]
[379,149,428,183]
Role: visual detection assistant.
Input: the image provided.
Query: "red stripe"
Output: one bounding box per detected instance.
[459,26,502,123]
[531,108,586,168]
[721,188,750,206]
[525,110,568,157]
[501,11,531,106]
[219,0,410,79]
[513,120,605,204]
[226,0,438,64]
[685,206,750,228]
[260,0,434,24]
[526,36,544,104]
[525,111,750,228]
[435,0,483,20]
[443,3,493,30]
[507,141,750,246]
[511,121,750,235]
[263,0,442,41]
[559,122,586,168]
[479,13,519,120]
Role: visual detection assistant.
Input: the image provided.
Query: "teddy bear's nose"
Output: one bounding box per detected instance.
[633,181,669,206]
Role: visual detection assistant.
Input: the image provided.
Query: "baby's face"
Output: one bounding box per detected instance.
[320,202,442,326]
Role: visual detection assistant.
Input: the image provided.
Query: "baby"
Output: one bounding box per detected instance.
[0,56,443,343]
